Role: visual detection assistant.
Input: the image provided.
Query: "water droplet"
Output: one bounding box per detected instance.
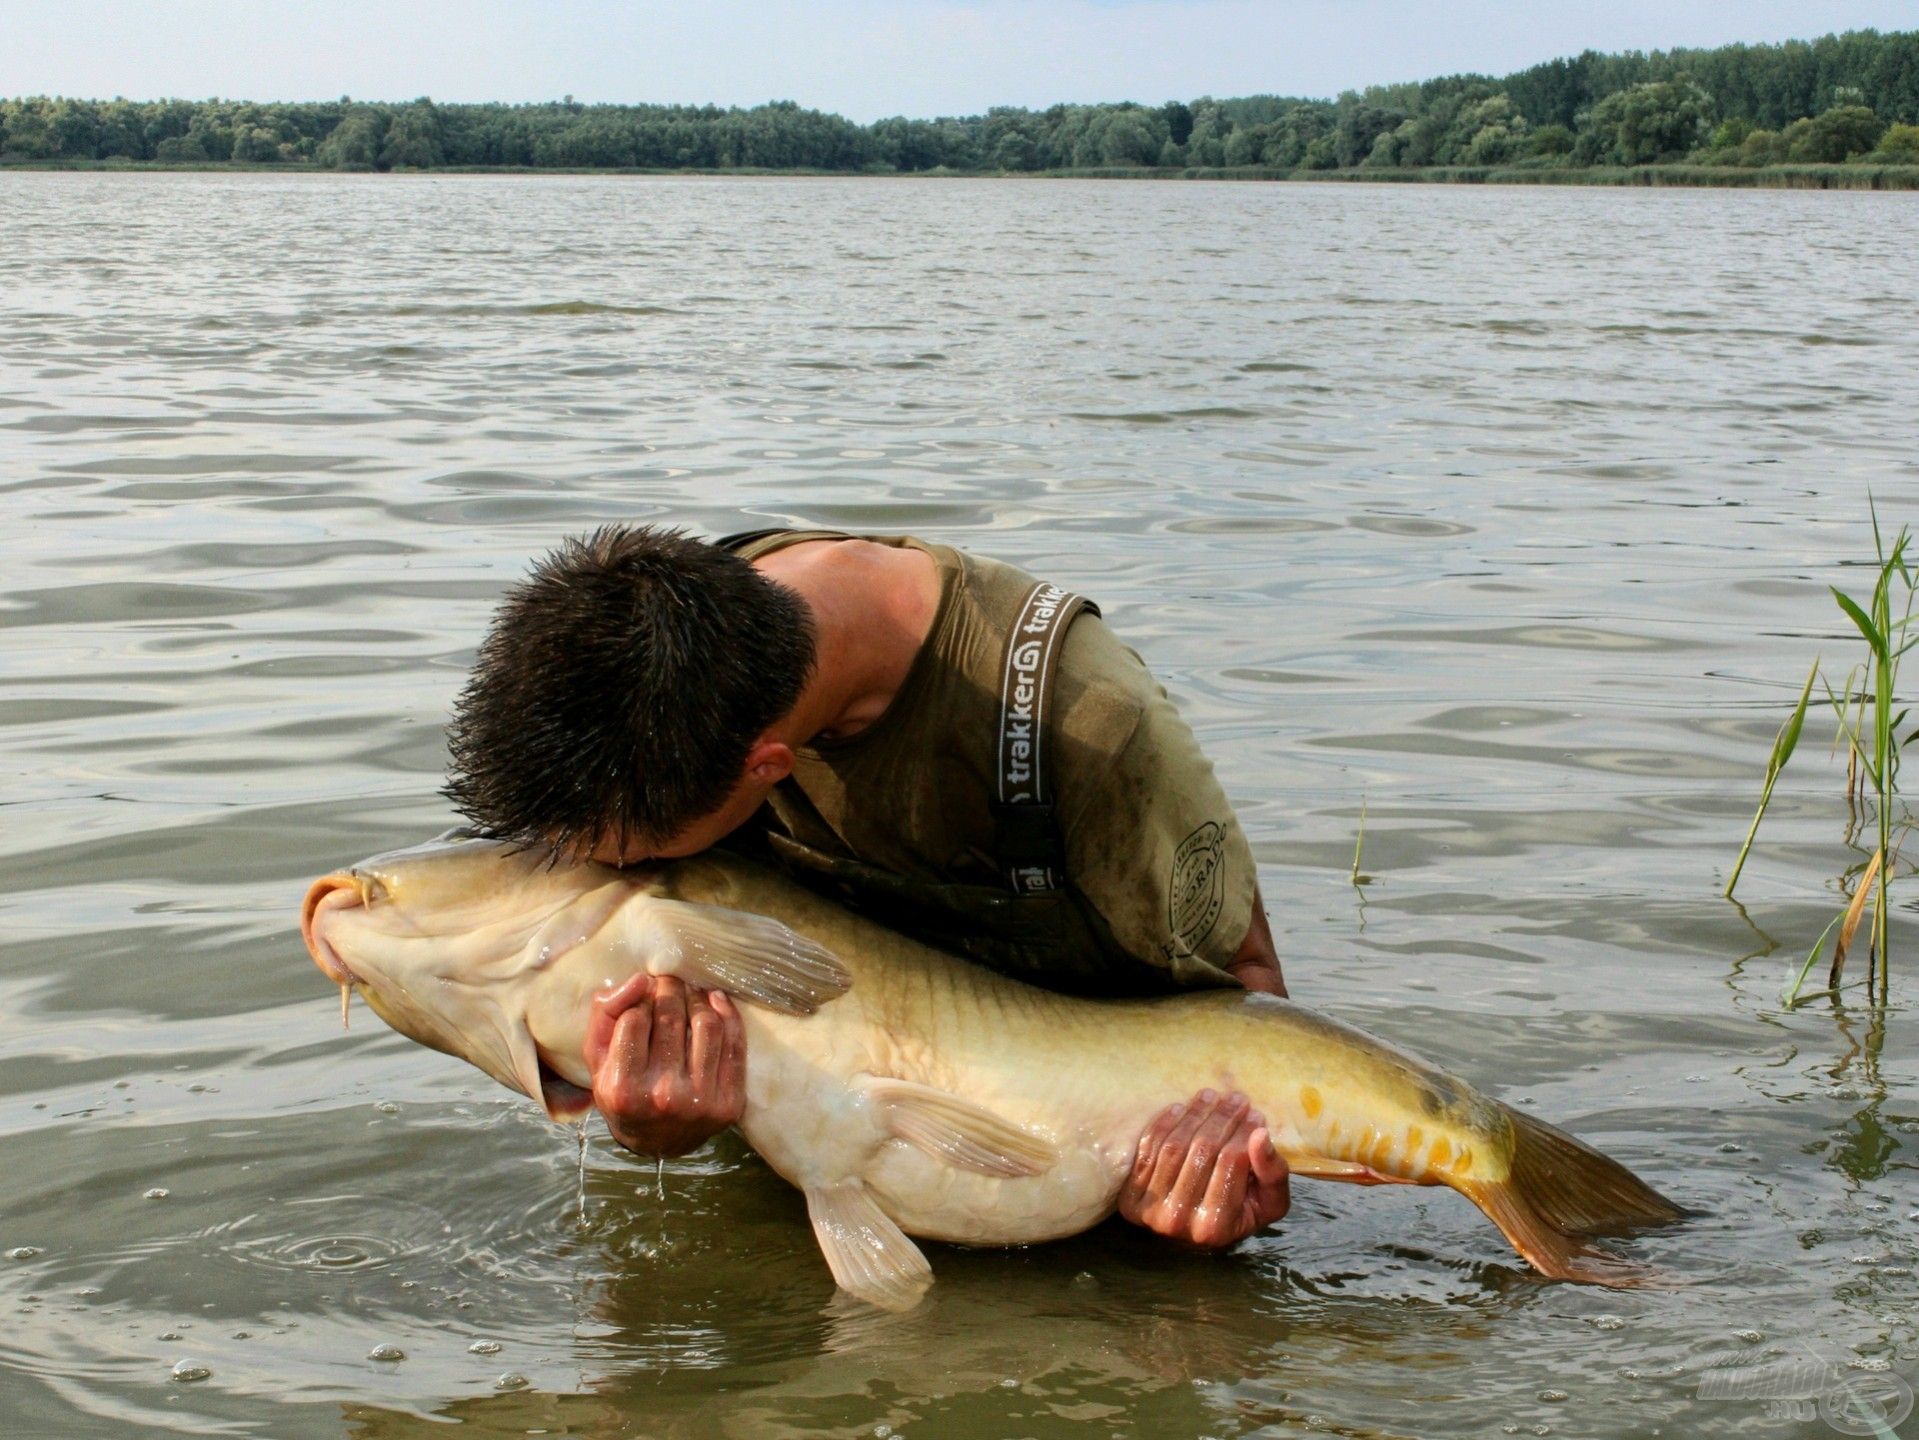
[468,1340,502,1355]
[1537,1389,1568,1403]
[6,1247,40,1261]
[171,1360,211,1383]
[367,1343,405,1362]
[494,1371,530,1391]
[144,1188,170,1200]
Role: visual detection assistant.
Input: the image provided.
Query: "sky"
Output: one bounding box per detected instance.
[2,1,1914,120]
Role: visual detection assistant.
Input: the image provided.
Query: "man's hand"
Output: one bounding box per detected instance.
[585,974,746,1157]
[1118,1088,1291,1248]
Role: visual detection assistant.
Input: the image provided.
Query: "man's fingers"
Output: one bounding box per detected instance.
[593,1006,652,1105]
[1132,1103,1184,1179]
[1247,1125,1291,1225]
[1146,1090,1220,1196]
[645,976,689,1088]
[687,989,724,1090]
[1165,1092,1250,1217]
[586,973,653,1071]
[1194,1138,1253,1247]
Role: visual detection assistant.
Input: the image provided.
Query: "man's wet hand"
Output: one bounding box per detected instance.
[1118,1088,1290,1248]
[586,974,746,1157]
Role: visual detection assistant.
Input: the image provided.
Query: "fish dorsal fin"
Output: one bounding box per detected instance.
[621,897,851,1015]
[863,1076,1057,1177]
[805,1181,932,1312]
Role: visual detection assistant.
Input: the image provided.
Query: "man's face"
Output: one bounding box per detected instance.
[582,743,792,867]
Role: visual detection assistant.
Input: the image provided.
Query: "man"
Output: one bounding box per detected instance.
[445,525,1290,1249]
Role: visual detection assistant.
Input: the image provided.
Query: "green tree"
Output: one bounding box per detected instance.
[380,101,443,168]
[317,109,384,168]
[1785,103,1885,160]
[1579,76,1713,163]
[1864,121,1919,161]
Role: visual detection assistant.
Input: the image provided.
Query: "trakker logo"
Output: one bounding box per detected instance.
[1169,821,1225,948]
[998,584,1072,804]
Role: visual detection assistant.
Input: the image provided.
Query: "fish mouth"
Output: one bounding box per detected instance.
[301,873,365,986]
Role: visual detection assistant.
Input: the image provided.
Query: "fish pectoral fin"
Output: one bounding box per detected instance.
[623,897,851,1015]
[805,1181,932,1313]
[863,1076,1057,1178]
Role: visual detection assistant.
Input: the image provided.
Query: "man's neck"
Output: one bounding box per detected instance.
[754,540,942,745]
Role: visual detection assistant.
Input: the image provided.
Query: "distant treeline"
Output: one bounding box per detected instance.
[4,28,1918,174]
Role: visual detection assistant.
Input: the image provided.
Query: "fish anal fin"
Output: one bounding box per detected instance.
[623,897,851,1015]
[1458,1178,1662,1289]
[864,1076,1057,1178]
[805,1181,932,1312]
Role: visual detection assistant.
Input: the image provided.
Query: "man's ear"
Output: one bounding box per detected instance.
[743,738,794,784]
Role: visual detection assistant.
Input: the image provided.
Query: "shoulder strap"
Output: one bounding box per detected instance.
[714,527,791,553]
[993,581,1099,896]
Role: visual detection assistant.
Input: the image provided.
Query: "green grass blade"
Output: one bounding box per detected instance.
[1784,913,1845,1008]
[1833,587,1887,661]
[1727,658,1820,897]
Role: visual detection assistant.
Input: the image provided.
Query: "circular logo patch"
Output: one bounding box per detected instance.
[1169,821,1225,949]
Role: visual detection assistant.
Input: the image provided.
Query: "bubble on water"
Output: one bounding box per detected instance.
[375,1101,400,1114]
[494,1371,530,1391]
[469,1339,502,1354]
[159,1331,182,1341]
[144,1188,170,1200]
[1717,1143,1741,1153]
[1849,1357,1893,1372]
[6,1247,41,1261]
[170,1360,211,1383]
[1531,1428,1553,1437]
[1537,1390,1568,1403]
[231,1330,251,1340]
[1502,1427,1521,1436]
[1070,1270,1098,1291]
[367,1343,405,1362]
[1735,1329,1762,1342]
[1590,1316,1624,1331]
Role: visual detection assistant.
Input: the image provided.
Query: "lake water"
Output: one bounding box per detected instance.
[2,172,1916,1439]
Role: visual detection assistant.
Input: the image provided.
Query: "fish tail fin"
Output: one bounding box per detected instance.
[1453,1107,1691,1289]
[1456,1177,1653,1287]
[1503,1105,1690,1236]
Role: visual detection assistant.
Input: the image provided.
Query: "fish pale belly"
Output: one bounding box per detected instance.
[732,979,1517,1249]
[734,1001,1149,1246]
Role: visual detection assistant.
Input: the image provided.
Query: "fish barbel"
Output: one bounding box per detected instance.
[300,835,1685,1310]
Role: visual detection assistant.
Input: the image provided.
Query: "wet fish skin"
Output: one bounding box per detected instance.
[301,837,1686,1310]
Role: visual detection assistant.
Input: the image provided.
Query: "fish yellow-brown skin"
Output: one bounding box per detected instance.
[300,836,1685,1310]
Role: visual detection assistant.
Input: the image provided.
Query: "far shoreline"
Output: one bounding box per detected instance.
[5,159,1918,191]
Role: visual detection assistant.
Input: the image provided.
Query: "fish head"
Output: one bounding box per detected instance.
[300,832,638,1119]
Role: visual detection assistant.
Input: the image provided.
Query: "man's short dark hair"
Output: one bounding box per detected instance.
[444,525,816,854]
